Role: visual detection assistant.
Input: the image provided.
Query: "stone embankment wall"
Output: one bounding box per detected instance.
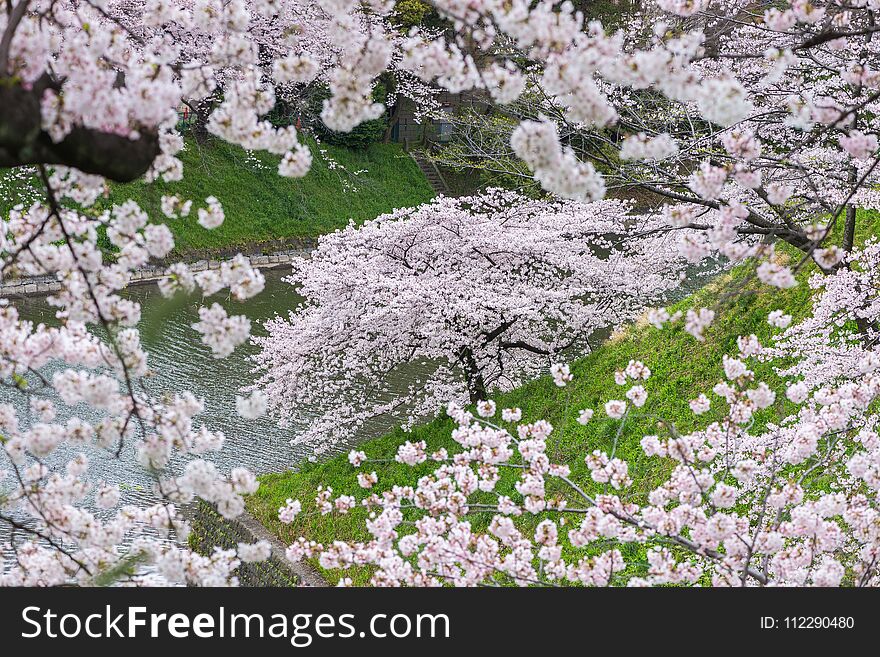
[0,241,314,298]
[187,499,327,587]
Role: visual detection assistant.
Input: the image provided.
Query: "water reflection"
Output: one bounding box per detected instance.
[8,268,310,483]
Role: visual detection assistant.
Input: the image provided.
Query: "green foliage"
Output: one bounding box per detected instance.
[312,85,390,149]
[389,0,447,31]
[0,166,42,211]
[89,553,149,586]
[575,0,642,29]
[264,99,296,128]
[433,109,541,195]
[391,0,433,29]
[318,120,388,149]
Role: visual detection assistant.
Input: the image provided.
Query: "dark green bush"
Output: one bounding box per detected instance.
[312,84,389,149]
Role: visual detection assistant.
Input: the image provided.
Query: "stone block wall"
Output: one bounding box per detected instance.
[0,243,313,299]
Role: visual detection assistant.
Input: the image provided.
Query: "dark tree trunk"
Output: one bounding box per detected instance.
[844,166,858,253]
[844,204,857,254]
[459,346,487,405]
[188,98,214,144]
[0,74,159,182]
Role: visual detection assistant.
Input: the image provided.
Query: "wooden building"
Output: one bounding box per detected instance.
[389,90,485,145]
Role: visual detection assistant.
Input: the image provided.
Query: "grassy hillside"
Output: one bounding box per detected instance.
[0,137,435,256]
[246,213,880,585]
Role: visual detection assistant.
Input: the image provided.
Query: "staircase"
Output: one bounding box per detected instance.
[411,150,451,196]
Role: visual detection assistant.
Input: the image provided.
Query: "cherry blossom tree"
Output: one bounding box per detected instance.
[252,189,701,452]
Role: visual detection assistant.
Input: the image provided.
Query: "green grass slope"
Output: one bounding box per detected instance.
[0,137,436,256]
[108,137,435,254]
[247,214,880,585]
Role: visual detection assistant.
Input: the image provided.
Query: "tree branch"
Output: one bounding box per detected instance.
[0,73,160,181]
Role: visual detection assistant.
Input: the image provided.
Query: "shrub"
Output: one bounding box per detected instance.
[312,84,389,148]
